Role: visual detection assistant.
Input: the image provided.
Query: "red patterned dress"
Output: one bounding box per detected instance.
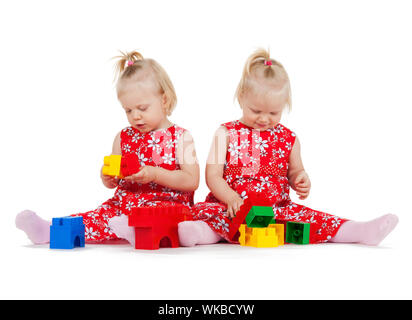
[71,125,194,242]
[191,120,348,244]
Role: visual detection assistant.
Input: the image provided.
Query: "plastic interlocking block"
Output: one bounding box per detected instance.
[245,206,274,228]
[50,216,85,249]
[120,153,141,177]
[102,155,122,177]
[128,204,191,250]
[285,221,310,244]
[239,223,284,248]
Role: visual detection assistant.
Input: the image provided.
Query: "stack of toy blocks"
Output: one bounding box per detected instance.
[102,154,141,179]
[128,204,192,250]
[227,194,272,242]
[230,195,284,248]
[50,216,85,249]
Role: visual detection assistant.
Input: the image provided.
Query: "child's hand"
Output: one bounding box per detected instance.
[225,193,244,219]
[294,171,311,200]
[101,174,119,189]
[123,166,158,184]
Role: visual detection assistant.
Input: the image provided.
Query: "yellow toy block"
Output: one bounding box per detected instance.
[102,155,123,178]
[272,223,284,246]
[239,224,284,248]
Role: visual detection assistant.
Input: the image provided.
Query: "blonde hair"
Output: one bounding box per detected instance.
[113,50,177,116]
[235,48,292,111]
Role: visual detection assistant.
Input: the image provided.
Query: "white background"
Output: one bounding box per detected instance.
[1,0,411,299]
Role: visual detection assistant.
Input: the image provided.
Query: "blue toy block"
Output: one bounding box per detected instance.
[50,216,85,249]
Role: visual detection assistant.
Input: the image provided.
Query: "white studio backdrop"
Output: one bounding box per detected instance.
[1,0,411,299]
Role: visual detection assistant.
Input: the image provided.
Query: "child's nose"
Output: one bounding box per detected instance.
[131,110,142,120]
[258,115,269,123]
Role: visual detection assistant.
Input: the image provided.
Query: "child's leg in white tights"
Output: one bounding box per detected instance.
[330,214,398,245]
[178,221,222,247]
[16,210,51,244]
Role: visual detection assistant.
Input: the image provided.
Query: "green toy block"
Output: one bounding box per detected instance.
[286,222,310,244]
[269,218,276,224]
[245,206,275,228]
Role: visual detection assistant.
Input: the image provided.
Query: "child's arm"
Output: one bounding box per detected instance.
[287,136,311,199]
[205,127,244,218]
[100,131,121,189]
[124,131,200,192]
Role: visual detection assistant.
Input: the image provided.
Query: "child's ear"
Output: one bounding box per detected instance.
[237,91,244,108]
[161,93,170,115]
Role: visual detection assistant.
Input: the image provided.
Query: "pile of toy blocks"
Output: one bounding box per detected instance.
[228,195,311,248]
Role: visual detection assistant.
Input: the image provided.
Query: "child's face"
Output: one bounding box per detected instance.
[118,81,169,133]
[239,89,286,131]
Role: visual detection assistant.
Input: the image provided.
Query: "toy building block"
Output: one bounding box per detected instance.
[128,204,191,250]
[50,216,85,249]
[239,223,284,248]
[272,223,284,246]
[102,154,141,178]
[273,219,287,242]
[120,154,141,177]
[245,206,274,228]
[102,155,122,177]
[227,194,273,242]
[285,221,310,244]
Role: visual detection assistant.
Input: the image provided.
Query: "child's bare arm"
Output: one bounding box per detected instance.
[124,131,200,192]
[154,131,199,192]
[206,127,243,217]
[287,136,311,199]
[100,131,122,189]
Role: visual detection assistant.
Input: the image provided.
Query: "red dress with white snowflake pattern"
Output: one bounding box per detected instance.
[191,120,348,244]
[71,125,194,242]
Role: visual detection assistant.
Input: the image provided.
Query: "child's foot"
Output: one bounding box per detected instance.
[360,214,399,246]
[178,221,222,247]
[108,215,135,246]
[15,210,51,244]
[330,214,399,246]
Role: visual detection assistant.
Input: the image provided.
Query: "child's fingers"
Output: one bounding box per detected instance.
[233,202,241,214]
[126,170,145,180]
[297,193,309,200]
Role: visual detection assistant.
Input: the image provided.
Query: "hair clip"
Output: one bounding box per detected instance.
[264,60,273,66]
[127,60,134,66]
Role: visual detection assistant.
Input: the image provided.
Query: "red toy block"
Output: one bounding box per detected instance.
[227,194,273,242]
[120,153,141,177]
[128,204,191,250]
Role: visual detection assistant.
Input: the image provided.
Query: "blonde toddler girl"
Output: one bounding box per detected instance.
[16,51,200,246]
[178,49,398,246]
